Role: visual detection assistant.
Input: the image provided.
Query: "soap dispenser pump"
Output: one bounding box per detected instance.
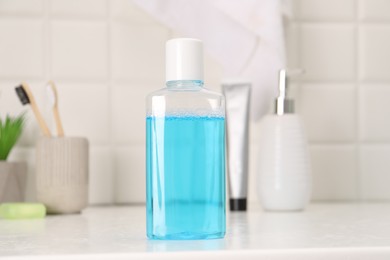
[257,69,311,211]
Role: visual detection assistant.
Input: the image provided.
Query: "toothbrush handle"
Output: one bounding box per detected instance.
[53,106,64,137]
[31,104,51,136]
[22,83,51,137]
[47,80,65,137]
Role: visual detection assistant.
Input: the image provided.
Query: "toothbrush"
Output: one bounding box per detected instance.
[15,82,51,136]
[46,81,64,137]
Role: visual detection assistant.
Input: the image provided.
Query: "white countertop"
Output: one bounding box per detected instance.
[1,203,390,259]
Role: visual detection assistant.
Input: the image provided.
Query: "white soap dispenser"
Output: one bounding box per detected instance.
[257,69,311,211]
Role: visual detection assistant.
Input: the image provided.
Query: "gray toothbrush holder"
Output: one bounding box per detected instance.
[36,137,89,214]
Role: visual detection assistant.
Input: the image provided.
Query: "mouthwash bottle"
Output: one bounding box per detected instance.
[146,38,226,240]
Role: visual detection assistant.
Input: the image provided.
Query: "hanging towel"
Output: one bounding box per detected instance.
[133,0,286,121]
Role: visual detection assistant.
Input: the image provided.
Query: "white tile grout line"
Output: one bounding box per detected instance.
[106,0,115,204]
[294,19,390,25]
[44,0,52,129]
[354,0,362,201]
[4,77,390,86]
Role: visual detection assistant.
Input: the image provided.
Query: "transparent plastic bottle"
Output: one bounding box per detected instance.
[146,38,226,240]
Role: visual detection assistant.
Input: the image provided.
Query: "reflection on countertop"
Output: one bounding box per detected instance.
[1,203,390,259]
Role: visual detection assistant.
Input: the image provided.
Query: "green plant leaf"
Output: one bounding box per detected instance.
[0,113,26,160]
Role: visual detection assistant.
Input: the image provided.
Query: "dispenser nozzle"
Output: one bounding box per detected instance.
[278,69,287,99]
[275,69,304,115]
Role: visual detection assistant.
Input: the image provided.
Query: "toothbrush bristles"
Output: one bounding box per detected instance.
[15,85,30,105]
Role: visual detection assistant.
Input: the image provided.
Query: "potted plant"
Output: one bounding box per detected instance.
[0,114,27,202]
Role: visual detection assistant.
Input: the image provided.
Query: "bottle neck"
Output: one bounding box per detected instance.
[275,97,295,115]
[166,80,203,90]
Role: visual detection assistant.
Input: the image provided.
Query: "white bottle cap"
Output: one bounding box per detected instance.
[166,38,204,82]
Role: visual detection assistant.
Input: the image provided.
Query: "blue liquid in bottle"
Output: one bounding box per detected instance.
[146,116,226,240]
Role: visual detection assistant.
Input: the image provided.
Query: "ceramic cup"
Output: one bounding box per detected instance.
[36,137,89,214]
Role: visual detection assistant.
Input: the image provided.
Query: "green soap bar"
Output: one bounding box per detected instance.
[0,203,46,220]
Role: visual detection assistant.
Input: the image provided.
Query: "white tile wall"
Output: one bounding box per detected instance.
[114,145,145,203]
[296,83,356,142]
[110,0,159,25]
[359,25,390,81]
[50,0,106,17]
[0,20,44,79]
[290,0,390,201]
[50,21,108,79]
[112,85,152,144]
[0,0,43,15]
[55,83,110,144]
[1,0,390,204]
[295,0,355,21]
[110,22,169,82]
[360,84,390,141]
[310,145,358,200]
[285,24,300,68]
[299,24,355,81]
[89,146,113,204]
[359,0,390,21]
[360,145,390,200]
